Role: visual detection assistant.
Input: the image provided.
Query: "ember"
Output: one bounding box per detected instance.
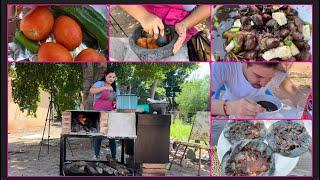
[71,113,98,133]
[71,113,97,133]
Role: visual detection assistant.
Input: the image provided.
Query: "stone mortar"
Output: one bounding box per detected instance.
[129,26,178,61]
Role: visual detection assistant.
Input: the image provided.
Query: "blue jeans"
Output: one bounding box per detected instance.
[93,137,116,158]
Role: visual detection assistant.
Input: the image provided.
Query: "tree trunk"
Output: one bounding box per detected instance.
[81,63,108,110]
[81,63,94,110]
[150,79,158,99]
[94,63,108,81]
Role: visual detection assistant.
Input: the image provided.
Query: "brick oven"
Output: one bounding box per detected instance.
[61,110,108,135]
[60,111,137,176]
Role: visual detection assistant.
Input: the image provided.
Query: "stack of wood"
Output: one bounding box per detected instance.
[63,161,130,176]
[141,163,166,176]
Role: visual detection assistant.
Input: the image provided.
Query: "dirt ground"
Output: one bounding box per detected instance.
[272,63,312,105]
[109,6,210,38]
[8,125,210,176]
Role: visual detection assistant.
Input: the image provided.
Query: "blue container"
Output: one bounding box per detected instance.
[137,104,150,112]
[116,94,138,110]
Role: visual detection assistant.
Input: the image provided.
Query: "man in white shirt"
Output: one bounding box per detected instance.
[211,62,303,117]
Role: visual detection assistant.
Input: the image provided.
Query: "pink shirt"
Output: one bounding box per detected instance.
[93,89,115,111]
[143,5,198,42]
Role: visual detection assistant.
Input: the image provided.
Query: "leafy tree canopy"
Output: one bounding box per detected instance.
[175,75,210,118]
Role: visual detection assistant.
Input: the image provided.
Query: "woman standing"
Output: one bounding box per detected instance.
[89,68,118,159]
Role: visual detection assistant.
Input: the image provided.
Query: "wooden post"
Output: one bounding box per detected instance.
[198,148,201,176]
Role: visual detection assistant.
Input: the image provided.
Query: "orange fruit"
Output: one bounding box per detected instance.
[38,42,73,62]
[20,7,54,41]
[74,48,106,62]
[53,15,83,50]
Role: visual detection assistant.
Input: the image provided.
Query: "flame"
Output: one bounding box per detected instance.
[78,114,87,126]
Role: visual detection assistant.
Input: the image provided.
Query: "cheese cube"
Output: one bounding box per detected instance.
[272,5,283,10]
[262,46,292,60]
[290,43,300,56]
[272,12,287,26]
[302,25,311,41]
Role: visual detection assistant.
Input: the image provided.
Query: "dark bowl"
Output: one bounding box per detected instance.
[149,103,169,115]
[129,26,178,61]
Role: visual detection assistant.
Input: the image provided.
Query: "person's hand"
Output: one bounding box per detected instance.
[173,22,188,54]
[140,13,165,39]
[226,98,266,117]
[112,101,117,109]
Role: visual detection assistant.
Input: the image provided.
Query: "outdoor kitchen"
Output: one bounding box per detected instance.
[59,93,173,176]
[8,63,211,176]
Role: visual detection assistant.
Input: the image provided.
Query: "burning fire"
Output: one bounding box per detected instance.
[78,114,87,126]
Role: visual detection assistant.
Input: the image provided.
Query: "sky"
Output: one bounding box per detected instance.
[186,62,210,81]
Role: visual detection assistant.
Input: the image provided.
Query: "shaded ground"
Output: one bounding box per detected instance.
[8,125,210,176]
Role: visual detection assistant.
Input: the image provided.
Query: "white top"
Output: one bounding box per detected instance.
[211,62,287,100]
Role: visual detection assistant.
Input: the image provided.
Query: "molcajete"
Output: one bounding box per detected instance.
[129,26,178,60]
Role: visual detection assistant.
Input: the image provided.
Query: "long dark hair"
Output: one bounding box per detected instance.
[100,68,117,92]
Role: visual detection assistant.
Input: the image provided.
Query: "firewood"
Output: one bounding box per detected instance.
[85,164,98,175]
[96,167,103,174]
[64,161,87,174]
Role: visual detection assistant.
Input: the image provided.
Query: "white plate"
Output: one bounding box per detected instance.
[217,120,312,176]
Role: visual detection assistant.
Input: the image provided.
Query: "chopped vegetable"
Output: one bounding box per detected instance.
[217,5,311,61]
[225,40,235,52]
[283,38,293,46]
[213,15,218,22]
[232,19,242,28]
[214,21,220,29]
[230,27,240,32]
